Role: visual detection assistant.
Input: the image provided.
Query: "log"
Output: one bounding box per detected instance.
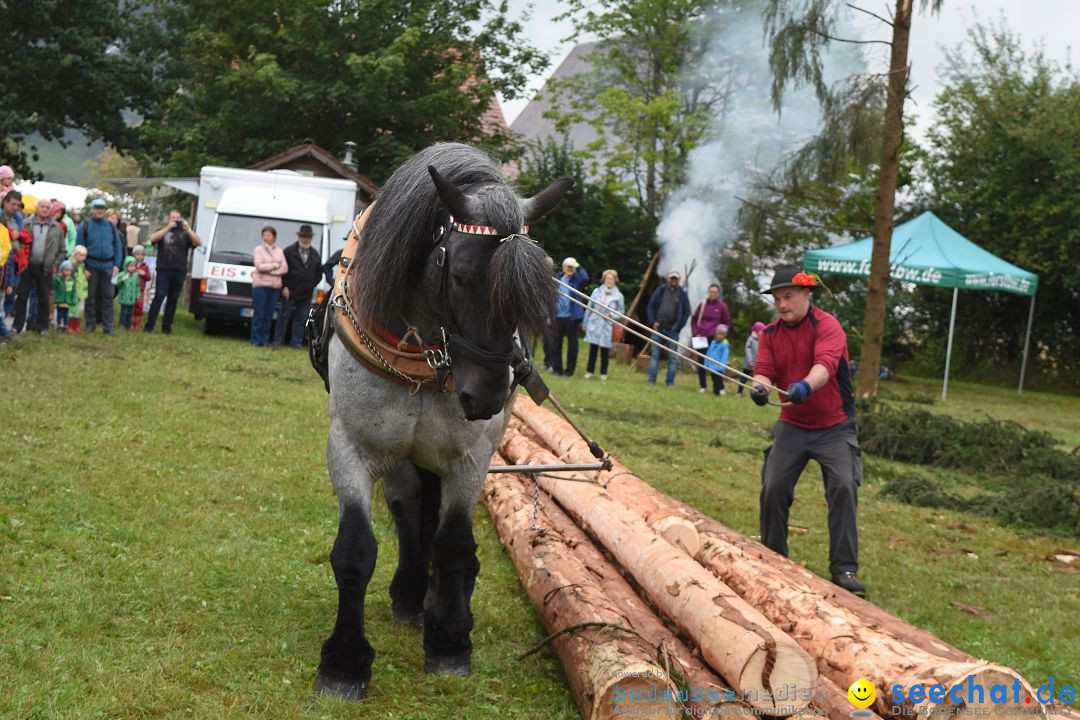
[512,400,968,661]
[813,676,884,720]
[507,414,703,558]
[508,398,1048,718]
[498,435,818,716]
[484,456,751,718]
[483,453,681,719]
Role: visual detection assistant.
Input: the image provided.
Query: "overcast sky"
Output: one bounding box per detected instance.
[499,0,1079,139]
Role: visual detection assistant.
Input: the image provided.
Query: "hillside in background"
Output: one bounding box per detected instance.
[25,130,104,186]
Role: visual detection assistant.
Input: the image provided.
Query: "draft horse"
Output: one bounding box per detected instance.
[314,142,571,699]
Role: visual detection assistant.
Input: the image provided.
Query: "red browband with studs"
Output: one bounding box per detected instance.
[451,218,529,236]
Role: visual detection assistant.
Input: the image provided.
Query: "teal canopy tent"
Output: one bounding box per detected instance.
[803,211,1039,399]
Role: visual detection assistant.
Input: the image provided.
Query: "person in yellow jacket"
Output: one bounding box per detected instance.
[0,221,11,341]
[0,219,9,266]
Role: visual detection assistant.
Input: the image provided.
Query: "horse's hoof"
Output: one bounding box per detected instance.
[424,652,471,676]
[314,671,368,701]
[392,607,424,626]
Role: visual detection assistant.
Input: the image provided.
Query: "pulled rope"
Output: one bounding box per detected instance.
[553,281,789,406]
[555,278,768,387]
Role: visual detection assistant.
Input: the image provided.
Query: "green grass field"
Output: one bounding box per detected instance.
[1,317,1077,719]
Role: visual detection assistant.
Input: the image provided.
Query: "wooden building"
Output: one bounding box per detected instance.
[250,140,379,217]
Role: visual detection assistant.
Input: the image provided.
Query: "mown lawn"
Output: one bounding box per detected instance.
[2,318,1077,719]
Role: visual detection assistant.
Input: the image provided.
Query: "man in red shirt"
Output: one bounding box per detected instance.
[749,265,864,597]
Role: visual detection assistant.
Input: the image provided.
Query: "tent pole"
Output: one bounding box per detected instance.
[1018,292,1036,394]
[942,287,958,401]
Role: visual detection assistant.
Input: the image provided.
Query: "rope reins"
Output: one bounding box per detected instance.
[554,278,791,406]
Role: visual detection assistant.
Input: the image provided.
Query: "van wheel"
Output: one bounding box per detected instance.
[203,317,221,336]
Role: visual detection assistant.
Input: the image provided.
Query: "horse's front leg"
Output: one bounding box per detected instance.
[384,461,440,626]
[315,424,379,701]
[422,468,483,676]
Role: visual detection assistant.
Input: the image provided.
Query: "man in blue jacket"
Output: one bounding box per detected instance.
[76,198,123,335]
[546,257,589,376]
[646,268,691,386]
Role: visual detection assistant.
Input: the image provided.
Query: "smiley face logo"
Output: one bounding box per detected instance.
[848,678,877,709]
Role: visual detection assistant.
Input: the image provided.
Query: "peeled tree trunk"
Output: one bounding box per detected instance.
[483,452,680,719]
[483,454,743,719]
[508,398,1047,719]
[510,397,968,661]
[498,434,818,716]
[857,0,913,399]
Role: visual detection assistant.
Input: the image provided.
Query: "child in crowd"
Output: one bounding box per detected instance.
[736,321,766,397]
[704,324,731,396]
[116,256,141,331]
[131,245,152,331]
[67,245,89,333]
[52,261,78,332]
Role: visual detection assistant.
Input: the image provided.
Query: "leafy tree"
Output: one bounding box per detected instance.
[765,0,942,397]
[915,24,1080,388]
[131,0,547,181]
[515,138,654,296]
[0,1,149,179]
[550,0,739,224]
[86,148,141,194]
[722,151,924,365]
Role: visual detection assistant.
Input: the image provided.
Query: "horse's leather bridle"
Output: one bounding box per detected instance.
[328,204,539,398]
[428,215,533,390]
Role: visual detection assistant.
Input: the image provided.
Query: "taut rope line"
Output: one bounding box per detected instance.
[553,278,790,406]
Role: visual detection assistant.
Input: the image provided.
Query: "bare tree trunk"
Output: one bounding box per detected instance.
[482,453,683,719]
[498,432,819,716]
[856,0,913,398]
[483,454,742,719]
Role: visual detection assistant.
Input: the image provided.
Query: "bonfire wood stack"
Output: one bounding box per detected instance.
[480,396,1048,720]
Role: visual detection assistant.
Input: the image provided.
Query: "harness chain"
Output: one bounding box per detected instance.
[335,270,431,394]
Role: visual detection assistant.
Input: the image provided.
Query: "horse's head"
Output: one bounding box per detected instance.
[427,165,572,420]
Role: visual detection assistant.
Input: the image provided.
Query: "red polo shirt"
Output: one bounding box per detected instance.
[754,306,855,429]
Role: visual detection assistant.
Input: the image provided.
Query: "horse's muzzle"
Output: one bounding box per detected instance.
[458,390,504,421]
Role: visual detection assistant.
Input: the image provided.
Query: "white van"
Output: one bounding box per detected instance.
[184,166,358,334]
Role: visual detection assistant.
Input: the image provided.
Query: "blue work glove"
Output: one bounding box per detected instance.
[785,380,812,404]
[750,384,770,406]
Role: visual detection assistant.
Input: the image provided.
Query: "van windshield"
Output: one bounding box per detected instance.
[210,214,324,265]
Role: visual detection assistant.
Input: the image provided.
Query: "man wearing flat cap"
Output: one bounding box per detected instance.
[750,264,865,597]
[275,224,322,348]
[646,268,691,386]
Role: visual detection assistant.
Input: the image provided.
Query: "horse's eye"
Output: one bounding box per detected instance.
[451,273,466,287]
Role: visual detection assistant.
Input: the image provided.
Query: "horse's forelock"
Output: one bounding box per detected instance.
[488,236,555,337]
[355,143,509,328]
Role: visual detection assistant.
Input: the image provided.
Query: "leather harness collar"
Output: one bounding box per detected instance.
[331,206,453,395]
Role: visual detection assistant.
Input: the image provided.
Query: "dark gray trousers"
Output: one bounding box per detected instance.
[759,418,861,574]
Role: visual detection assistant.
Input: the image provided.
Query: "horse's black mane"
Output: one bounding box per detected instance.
[356,142,553,335]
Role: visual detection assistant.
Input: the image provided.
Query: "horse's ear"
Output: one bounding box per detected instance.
[428,165,475,222]
[523,177,574,223]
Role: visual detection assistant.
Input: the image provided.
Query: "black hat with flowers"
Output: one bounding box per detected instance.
[763,264,818,294]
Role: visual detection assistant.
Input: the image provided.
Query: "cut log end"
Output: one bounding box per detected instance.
[737,642,818,715]
[654,516,701,556]
[586,646,681,720]
[932,668,1047,718]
